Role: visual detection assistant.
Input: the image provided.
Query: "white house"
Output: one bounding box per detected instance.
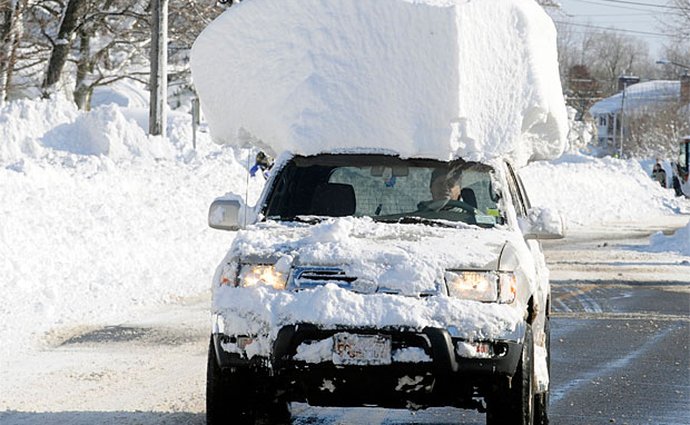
[589,77,690,153]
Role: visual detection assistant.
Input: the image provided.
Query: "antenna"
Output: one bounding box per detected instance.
[244,149,251,227]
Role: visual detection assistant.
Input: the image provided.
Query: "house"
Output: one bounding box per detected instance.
[589,76,690,154]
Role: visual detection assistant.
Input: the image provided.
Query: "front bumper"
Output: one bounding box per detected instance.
[212,324,523,409]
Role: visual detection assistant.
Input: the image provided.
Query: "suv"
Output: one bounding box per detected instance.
[206,153,563,425]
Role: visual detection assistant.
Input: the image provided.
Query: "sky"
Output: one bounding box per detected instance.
[550,0,680,57]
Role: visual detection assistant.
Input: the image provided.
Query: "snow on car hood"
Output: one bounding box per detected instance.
[228,217,512,294]
[213,217,529,352]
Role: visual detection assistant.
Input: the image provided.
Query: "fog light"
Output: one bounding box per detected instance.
[456,341,492,359]
[493,343,508,357]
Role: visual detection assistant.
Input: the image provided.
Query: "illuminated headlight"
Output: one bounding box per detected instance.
[234,264,287,290]
[445,271,516,303]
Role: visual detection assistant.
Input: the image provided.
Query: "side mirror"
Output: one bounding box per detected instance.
[208,195,255,231]
[519,207,565,240]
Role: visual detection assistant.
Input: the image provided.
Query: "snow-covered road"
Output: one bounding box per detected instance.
[1,216,688,425]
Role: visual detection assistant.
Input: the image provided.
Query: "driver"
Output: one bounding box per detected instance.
[430,168,462,201]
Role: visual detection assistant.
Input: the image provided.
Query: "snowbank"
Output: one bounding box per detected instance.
[520,154,689,227]
[191,0,567,165]
[647,221,690,255]
[0,97,265,360]
[0,97,79,165]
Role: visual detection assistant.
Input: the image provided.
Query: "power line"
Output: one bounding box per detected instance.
[567,0,677,13]
[571,12,659,16]
[595,0,685,10]
[554,20,671,38]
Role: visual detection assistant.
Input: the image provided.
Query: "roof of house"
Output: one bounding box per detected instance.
[590,80,680,116]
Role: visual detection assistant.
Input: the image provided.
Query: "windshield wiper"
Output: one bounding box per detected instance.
[267,215,324,224]
[374,216,458,228]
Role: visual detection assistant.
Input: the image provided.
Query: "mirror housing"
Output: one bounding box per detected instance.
[208,195,254,231]
[519,207,565,240]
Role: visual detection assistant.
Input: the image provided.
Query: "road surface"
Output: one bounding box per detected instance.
[1,218,688,425]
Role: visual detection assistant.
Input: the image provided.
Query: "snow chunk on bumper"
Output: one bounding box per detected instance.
[213,284,524,358]
[191,0,567,166]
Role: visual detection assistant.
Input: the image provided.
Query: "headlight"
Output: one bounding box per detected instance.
[445,271,516,303]
[236,264,288,290]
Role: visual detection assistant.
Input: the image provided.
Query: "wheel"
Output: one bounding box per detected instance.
[206,337,252,425]
[486,325,535,425]
[534,317,550,425]
[206,337,291,425]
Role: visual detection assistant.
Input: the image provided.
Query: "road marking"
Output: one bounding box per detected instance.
[552,311,690,322]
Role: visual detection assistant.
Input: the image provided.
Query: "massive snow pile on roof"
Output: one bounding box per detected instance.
[191,0,567,165]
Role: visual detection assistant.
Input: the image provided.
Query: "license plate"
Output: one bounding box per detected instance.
[332,333,392,366]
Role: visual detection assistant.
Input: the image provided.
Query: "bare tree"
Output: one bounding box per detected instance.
[0,0,28,103]
[626,102,690,158]
[41,0,88,97]
[586,32,649,95]
[664,0,690,42]
[71,1,150,109]
[566,64,601,119]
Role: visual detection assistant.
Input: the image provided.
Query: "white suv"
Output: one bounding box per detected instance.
[206,153,563,425]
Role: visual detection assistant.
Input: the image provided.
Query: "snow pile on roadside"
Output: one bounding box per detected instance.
[520,154,688,227]
[0,97,264,360]
[647,221,690,255]
[42,104,175,160]
[192,0,567,165]
[0,96,79,164]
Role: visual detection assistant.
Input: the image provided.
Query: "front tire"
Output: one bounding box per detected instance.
[206,337,253,425]
[534,317,550,425]
[486,325,535,425]
[206,337,291,425]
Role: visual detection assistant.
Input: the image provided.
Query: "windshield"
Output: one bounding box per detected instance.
[264,155,503,227]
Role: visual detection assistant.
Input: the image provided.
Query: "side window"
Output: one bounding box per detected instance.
[516,175,532,211]
[504,162,527,216]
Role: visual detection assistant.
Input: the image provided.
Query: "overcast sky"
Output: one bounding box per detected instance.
[550,0,679,58]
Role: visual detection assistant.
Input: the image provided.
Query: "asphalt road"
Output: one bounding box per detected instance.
[1,220,688,425]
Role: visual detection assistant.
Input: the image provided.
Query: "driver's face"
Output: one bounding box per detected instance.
[430,175,461,200]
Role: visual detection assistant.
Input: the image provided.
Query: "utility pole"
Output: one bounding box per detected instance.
[617,75,639,158]
[149,0,168,137]
[619,85,626,158]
